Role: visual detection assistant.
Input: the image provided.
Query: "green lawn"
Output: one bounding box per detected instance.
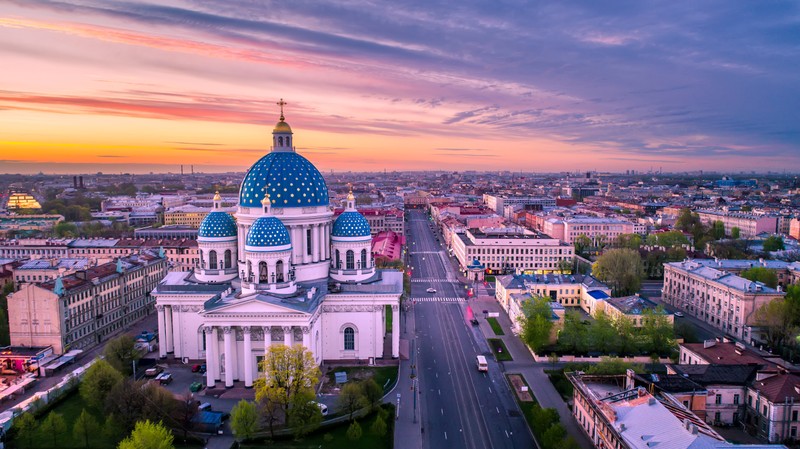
[325,366,399,394]
[241,405,394,449]
[385,305,392,334]
[487,338,513,361]
[544,369,574,401]
[486,317,504,335]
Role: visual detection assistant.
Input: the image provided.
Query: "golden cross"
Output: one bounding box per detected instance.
[277,98,287,120]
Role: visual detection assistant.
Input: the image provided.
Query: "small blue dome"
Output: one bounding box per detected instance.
[198,211,237,238]
[246,216,291,248]
[239,152,329,208]
[332,211,371,238]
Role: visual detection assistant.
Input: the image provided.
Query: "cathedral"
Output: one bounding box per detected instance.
[152,105,402,389]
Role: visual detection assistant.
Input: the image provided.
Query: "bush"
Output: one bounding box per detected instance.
[370,415,387,436]
[346,421,362,441]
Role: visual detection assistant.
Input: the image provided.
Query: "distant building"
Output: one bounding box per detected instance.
[6,192,41,210]
[451,227,573,275]
[163,204,236,228]
[8,251,167,353]
[495,273,610,312]
[482,194,556,214]
[696,210,778,238]
[0,214,64,235]
[333,207,404,235]
[541,216,643,244]
[12,258,90,284]
[134,224,199,240]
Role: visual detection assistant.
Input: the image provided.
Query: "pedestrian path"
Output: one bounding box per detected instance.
[411,297,464,302]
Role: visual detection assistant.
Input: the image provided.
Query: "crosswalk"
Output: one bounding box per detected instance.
[411,278,458,283]
[410,297,465,303]
[408,251,442,255]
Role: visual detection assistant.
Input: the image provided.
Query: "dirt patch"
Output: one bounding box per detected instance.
[508,374,534,402]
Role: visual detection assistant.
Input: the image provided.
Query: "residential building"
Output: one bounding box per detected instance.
[371,231,405,261]
[696,210,778,238]
[12,258,91,284]
[542,216,642,244]
[482,194,556,214]
[603,294,674,327]
[163,204,236,228]
[663,260,785,342]
[745,372,800,443]
[8,251,167,353]
[494,273,610,311]
[134,224,199,240]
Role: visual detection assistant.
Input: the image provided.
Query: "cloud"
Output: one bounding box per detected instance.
[435,148,489,152]
[97,155,123,158]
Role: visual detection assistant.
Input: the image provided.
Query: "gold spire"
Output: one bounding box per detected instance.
[213,191,221,201]
[261,188,271,207]
[277,98,287,121]
[346,183,355,201]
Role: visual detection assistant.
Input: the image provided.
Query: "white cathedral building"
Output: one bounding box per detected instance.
[152,108,402,389]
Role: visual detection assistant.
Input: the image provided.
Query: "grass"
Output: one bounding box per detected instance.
[240,404,394,449]
[385,305,392,334]
[325,366,399,394]
[544,369,574,401]
[486,317,504,335]
[487,338,513,362]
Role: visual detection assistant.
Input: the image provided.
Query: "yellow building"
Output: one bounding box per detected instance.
[6,193,41,210]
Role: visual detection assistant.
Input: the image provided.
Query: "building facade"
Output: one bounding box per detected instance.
[696,210,778,238]
[451,227,573,275]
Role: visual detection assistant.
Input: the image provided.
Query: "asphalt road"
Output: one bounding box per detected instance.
[407,210,534,449]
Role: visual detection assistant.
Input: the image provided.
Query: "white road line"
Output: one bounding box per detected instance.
[489,387,492,393]
[444,432,448,440]
[505,430,510,438]
[496,407,500,413]
[441,408,444,415]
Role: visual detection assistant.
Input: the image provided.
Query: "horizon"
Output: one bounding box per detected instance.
[1,1,799,174]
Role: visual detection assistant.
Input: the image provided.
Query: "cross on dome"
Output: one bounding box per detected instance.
[277,98,287,121]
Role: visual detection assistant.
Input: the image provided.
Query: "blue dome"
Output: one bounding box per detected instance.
[198,211,237,238]
[239,151,329,208]
[332,211,371,238]
[246,216,291,248]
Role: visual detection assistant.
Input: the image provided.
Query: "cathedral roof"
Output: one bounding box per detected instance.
[198,211,237,239]
[332,211,371,238]
[246,216,291,249]
[238,151,329,208]
[273,120,292,134]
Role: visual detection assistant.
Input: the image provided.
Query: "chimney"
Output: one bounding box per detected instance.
[73,176,78,189]
[79,176,84,189]
[703,339,716,349]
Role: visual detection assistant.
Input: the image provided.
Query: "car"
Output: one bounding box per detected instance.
[310,401,328,416]
[198,402,212,411]
[156,372,173,385]
[199,364,207,374]
[191,364,202,372]
[144,366,164,377]
[470,318,479,326]
[426,288,436,293]
[674,311,685,317]
[189,381,204,392]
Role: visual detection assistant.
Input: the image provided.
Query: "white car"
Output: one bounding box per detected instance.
[674,311,684,318]
[426,288,436,293]
[311,401,328,416]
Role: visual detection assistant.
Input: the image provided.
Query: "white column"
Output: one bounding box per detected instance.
[283,326,292,347]
[302,326,310,350]
[165,306,174,354]
[318,224,325,261]
[211,327,220,381]
[243,326,253,388]
[263,326,271,354]
[157,305,167,358]
[293,226,302,264]
[374,305,382,357]
[312,224,320,262]
[204,326,215,388]
[223,326,234,388]
[392,305,400,359]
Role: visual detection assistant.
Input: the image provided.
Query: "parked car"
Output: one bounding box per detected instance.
[144,366,163,377]
[470,318,479,326]
[426,288,436,293]
[310,401,328,416]
[156,372,173,385]
[189,381,204,392]
[191,364,202,372]
[198,402,212,411]
[199,364,207,374]
[674,311,685,317]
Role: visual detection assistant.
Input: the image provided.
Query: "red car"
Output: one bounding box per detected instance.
[191,364,202,372]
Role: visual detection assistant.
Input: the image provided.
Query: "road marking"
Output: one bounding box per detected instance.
[505,430,510,438]
[441,408,444,415]
[489,387,492,393]
[496,407,500,413]
[444,432,447,440]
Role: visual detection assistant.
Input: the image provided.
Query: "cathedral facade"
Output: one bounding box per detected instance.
[152,110,401,389]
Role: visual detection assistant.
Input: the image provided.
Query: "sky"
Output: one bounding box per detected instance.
[1,1,799,175]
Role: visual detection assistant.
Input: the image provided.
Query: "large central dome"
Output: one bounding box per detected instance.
[238,114,329,208]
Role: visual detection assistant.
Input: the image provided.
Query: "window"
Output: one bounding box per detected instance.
[714,412,721,423]
[259,261,268,283]
[276,260,284,283]
[344,327,354,350]
[360,249,367,269]
[209,250,217,269]
[716,394,722,405]
[793,410,798,422]
[335,250,341,269]
[224,250,232,269]
[306,229,312,255]
[734,394,740,405]
[346,250,355,270]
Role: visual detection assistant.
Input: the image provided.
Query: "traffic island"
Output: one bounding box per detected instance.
[486,317,504,335]
[487,338,513,361]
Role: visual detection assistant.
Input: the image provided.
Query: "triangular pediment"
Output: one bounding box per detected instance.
[203,297,308,315]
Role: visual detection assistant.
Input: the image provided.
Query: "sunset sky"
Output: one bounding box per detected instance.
[1,1,799,174]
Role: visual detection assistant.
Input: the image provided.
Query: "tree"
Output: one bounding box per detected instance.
[370,414,387,436]
[104,335,142,375]
[542,423,567,449]
[346,420,363,441]
[288,391,322,439]
[613,234,642,250]
[41,412,67,448]
[557,258,573,274]
[106,380,148,433]
[641,306,675,355]
[54,221,79,237]
[653,230,690,249]
[763,235,785,252]
[586,357,641,375]
[361,378,384,411]
[731,227,741,239]
[230,400,260,442]
[73,409,101,449]
[753,297,798,349]
[712,220,726,240]
[557,311,587,354]
[588,311,618,354]
[254,344,321,426]
[593,248,644,296]
[256,384,285,438]
[520,296,554,353]
[675,208,706,242]
[740,267,779,288]
[117,420,175,449]
[172,395,198,441]
[339,382,368,421]
[81,359,124,410]
[13,412,37,449]
[574,234,592,256]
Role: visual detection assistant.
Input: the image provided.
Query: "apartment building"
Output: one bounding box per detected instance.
[13,258,90,284]
[482,194,556,214]
[663,260,785,342]
[7,251,167,354]
[696,210,778,238]
[451,227,573,275]
[334,207,404,235]
[495,273,610,311]
[541,216,643,244]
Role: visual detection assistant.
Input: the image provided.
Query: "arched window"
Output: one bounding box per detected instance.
[259,261,268,283]
[360,249,368,269]
[209,250,217,269]
[346,250,355,270]
[224,250,232,269]
[276,260,284,283]
[278,136,283,146]
[344,327,355,350]
[335,250,341,269]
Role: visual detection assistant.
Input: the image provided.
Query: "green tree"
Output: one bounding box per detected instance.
[73,408,101,449]
[614,234,642,250]
[256,384,285,438]
[574,234,592,256]
[653,230,690,249]
[740,267,779,288]
[288,391,322,439]
[339,382,368,421]
[254,344,321,424]
[13,412,37,449]
[675,208,706,242]
[230,400,260,442]
[557,311,587,354]
[80,359,124,410]
[712,221,726,240]
[588,311,619,353]
[763,235,785,252]
[361,378,384,411]
[54,221,79,237]
[370,414,387,436]
[41,412,67,448]
[592,248,644,296]
[346,420,363,441]
[104,413,125,441]
[641,306,675,355]
[586,357,641,375]
[731,227,741,239]
[753,296,798,349]
[117,420,175,449]
[104,335,142,375]
[520,296,554,353]
[542,423,567,449]
[557,258,573,274]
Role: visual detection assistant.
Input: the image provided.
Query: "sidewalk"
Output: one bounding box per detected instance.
[474,294,593,449]
[391,301,423,449]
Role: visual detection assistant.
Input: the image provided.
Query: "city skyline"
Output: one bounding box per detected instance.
[1,1,799,174]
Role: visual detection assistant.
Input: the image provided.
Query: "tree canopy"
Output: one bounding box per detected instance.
[763,235,785,252]
[117,420,174,449]
[103,335,142,375]
[230,400,260,442]
[740,267,779,288]
[80,359,124,411]
[520,296,554,353]
[592,248,644,296]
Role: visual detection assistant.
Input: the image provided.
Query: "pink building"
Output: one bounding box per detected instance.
[372,231,405,261]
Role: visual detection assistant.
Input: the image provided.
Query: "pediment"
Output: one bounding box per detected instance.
[204,297,306,315]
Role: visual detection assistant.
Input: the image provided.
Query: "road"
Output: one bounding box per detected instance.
[407,210,533,449]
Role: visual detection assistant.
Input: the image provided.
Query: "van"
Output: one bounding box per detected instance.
[144,366,163,377]
[476,355,488,372]
[156,372,173,385]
